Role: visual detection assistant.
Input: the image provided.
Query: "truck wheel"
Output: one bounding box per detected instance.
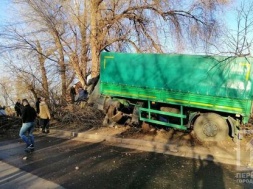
[193,113,229,142]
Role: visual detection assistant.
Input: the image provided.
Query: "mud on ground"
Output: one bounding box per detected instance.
[52,104,253,154]
[1,104,253,152]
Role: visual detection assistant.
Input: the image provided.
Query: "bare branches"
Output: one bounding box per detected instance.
[216,0,253,57]
[0,0,230,105]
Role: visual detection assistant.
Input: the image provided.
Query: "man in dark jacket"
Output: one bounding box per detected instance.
[35,97,41,114]
[14,99,22,117]
[70,85,76,104]
[19,99,37,152]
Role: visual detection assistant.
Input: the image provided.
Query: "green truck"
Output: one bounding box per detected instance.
[98,52,253,142]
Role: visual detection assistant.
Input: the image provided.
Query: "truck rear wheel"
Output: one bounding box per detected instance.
[193,113,229,142]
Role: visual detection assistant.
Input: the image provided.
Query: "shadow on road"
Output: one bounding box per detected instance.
[194,154,225,189]
[1,135,253,189]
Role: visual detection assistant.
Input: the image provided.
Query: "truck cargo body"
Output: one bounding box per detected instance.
[100,52,253,132]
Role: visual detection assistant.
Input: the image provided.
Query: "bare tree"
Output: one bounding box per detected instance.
[7,53,42,100]
[3,0,73,101]
[219,0,253,56]
[0,78,15,106]
[0,26,58,101]
[0,0,230,104]
[59,0,90,87]
[87,0,230,77]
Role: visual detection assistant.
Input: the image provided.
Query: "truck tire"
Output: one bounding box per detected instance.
[193,113,229,142]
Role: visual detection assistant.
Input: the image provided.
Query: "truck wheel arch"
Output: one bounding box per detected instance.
[187,112,200,129]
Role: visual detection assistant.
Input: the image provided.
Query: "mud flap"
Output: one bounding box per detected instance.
[96,95,108,112]
[131,104,141,126]
[111,111,123,122]
[227,116,241,139]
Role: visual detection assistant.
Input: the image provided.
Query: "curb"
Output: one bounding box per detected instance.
[48,129,250,168]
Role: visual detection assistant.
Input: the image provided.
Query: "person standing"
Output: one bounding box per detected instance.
[19,99,36,152]
[75,87,88,105]
[35,97,41,128]
[39,97,51,133]
[14,99,22,117]
[35,97,41,114]
[70,85,76,104]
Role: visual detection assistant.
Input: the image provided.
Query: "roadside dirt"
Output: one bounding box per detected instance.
[1,104,253,153]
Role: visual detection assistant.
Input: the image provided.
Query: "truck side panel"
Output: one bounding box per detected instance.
[100,52,253,122]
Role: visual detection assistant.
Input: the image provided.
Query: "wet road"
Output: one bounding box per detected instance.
[0,135,253,189]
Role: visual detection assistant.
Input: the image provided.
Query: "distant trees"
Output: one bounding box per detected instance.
[0,78,14,106]
[0,0,230,104]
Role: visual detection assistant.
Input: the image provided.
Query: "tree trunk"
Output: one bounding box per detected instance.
[37,41,50,99]
[90,0,100,78]
[70,52,86,87]
[80,0,88,85]
[54,34,67,102]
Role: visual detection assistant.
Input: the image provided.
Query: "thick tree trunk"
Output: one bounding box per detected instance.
[90,0,100,78]
[54,34,67,102]
[80,0,88,85]
[69,0,89,88]
[70,53,86,87]
[37,41,49,99]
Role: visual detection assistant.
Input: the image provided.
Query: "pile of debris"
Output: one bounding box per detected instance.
[0,115,22,140]
[53,104,105,130]
[0,116,21,133]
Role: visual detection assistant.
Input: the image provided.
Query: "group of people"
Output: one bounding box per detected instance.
[18,97,51,153]
[16,83,89,153]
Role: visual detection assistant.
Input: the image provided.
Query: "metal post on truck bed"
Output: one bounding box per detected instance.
[139,101,188,130]
[148,101,151,119]
[180,105,184,126]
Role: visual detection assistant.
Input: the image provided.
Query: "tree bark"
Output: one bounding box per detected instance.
[53,33,67,101]
[90,0,100,78]
[36,41,50,99]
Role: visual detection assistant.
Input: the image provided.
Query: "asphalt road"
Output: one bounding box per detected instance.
[0,135,253,189]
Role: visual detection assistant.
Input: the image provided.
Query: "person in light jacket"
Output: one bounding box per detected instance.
[39,97,51,133]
